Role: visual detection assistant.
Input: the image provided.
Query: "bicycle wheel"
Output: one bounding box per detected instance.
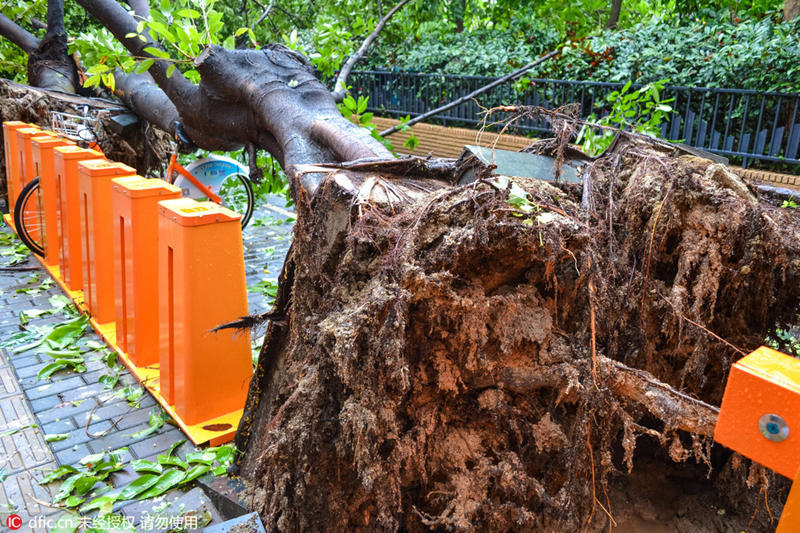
[175,155,256,228]
[14,177,45,257]
[216,172,255,228]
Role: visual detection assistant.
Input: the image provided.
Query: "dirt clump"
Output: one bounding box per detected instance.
[234,137,800,531]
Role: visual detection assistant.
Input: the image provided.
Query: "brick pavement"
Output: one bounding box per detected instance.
[0,195,293,531]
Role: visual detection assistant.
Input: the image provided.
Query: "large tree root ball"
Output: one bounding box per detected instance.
[233,139,800,531]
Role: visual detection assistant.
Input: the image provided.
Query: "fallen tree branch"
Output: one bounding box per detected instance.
[332,0,412,102]
[379,48,561,137]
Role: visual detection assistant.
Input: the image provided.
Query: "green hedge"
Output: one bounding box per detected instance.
[364,13,800,92]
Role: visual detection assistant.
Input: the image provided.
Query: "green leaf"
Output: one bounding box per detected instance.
[166,64,176,78]
[130,410,165,438]
[48,294,72,310]
[99,374,119,389]
[130,459,163,474]
[176,8,201,17]
[356,95,368,114]
[135,469,186,500]
[180,464,211,485]
[37,362,67,380]
[164,439,186,457]
[73,475,100,495]
[86,340,104,350]
[40,465,79,484]
[157,455,188,470]
[507,182,536,213]
[186,451,215,465]
[79,493,118,515]
[133,58,154,74]
[91,460,125,480]
[104,351,118,368]
[212,444,236,465]
[44,316,89,350]
[234,27,248,37]
[80,451,106,466]
[64,495,85,508]
[53,473,84,502]
[143,46,170,59]
[45,433,69,442]
[118,474,160,500]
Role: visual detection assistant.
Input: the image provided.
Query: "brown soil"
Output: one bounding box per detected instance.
[234,137,800,532]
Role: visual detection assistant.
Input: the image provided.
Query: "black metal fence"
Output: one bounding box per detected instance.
[349,70,800,168]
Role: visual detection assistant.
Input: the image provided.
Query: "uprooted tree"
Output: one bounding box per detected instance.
[3,1,800,531]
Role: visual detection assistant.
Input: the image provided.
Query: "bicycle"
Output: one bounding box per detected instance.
[164,140,255,229]
[14,114,255,256]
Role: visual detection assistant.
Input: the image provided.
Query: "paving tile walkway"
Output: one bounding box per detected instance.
[0,195,293,531]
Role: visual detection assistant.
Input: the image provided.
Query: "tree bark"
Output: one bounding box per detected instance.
[606,0,623,29]
[0,7,78,94]
[27,0,79,93]
[454,0,466,32]
[0,14,40,54]
[785,0,800,20]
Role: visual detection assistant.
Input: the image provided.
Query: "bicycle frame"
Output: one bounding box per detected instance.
[166,153,222,204]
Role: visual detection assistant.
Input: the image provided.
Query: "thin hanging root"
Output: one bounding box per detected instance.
[585,255,599,389]
[640,180,673,315]
[762,485,774,523]
[585,420,596,533]
[659,294,747,356]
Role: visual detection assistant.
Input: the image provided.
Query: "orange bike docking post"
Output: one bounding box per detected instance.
[714,346,800,531]
[157,198,252,428]
[54,147,104,291]
[14,127,48,214]
[112,177,181,364]
[78,159,136,325]
[32,136,75,266]
[2,121,31,222]
[18,127,53,186]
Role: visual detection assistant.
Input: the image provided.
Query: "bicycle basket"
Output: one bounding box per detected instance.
[50,110,99,142]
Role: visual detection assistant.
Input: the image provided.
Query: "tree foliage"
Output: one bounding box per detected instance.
[363,6,800,92]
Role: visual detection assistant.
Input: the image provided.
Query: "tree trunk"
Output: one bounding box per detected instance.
[72,0,393,202]
[454,0,466,33]
[27,0,79,92]
[0,1,78,93]
[606,0,623,29]
[785,0,800,20]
